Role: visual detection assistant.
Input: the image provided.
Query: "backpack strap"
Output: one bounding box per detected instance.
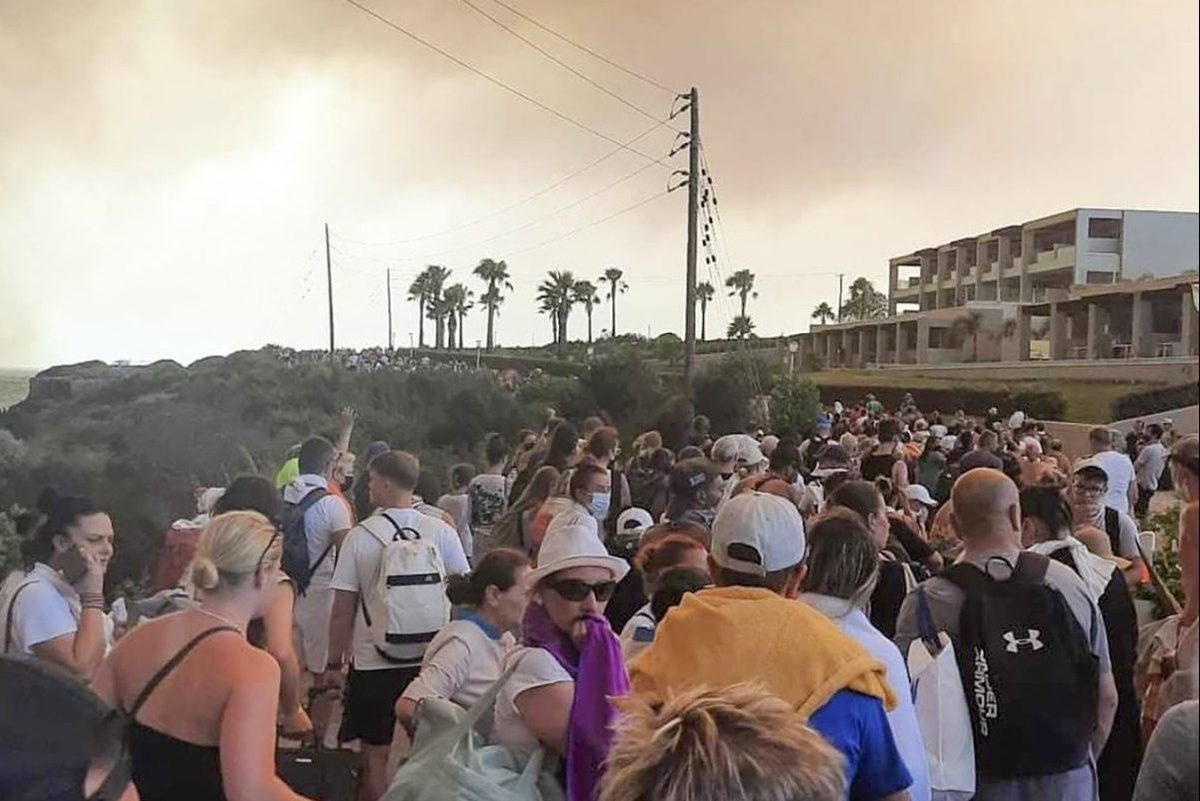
[1103,508,1122,556]
[128,626,238,717]
[1012,550,1051,584]
[941,561,988,597]
[4,581,38,653]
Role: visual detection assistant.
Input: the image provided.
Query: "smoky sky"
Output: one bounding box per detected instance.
[1,0,1197,367]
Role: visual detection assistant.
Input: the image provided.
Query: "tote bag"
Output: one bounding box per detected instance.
[382,660,564,801]
[906,590,975,801]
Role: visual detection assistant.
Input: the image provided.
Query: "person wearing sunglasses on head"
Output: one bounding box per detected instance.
[493,511,631,801]
[93,511,309,801]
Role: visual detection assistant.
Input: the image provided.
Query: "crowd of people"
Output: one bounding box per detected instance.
[1,392,1197,801]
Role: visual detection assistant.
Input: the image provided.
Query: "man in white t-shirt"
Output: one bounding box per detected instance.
[1134,424,1168,518]
[324,449,468,801]
[283,436,352,736]
[468,433,511,559]
[1085,426,1137,516]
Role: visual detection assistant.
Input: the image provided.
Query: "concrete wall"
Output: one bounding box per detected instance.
[1121,211,1200,279]
[864,356,1199,384]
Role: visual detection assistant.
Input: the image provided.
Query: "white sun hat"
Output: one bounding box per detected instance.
[528,510,629,585]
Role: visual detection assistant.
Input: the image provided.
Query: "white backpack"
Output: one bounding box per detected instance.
[362,512,451,666]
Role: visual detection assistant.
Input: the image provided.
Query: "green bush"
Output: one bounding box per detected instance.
[1112,383,1199,421]
[1138,509,1183,619]
[693,353,775,435]
[768,376,821,438]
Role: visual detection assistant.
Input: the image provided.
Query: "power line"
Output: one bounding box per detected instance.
[455,0,667,126]
[504,188,669,258]
[483,0,678,95]
[336,0,663,162]
[331,119,669,248]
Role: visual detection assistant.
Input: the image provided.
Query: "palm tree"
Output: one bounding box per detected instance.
[537,295,559,346]
[727,314,755,340]
[601,267,628,338]
[443,284,473,350]
[573,280,601,344]
[696,281,715,341]
[473,258,512,351]
[537,270,577,356]
[725,269,757,318]
[407,272,430,348]
[426,294,453,350]
[420,265,452,348]
[952,310,984,362]
[811,302,835,325]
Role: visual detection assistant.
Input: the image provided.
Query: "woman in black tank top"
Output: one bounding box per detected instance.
[93,512,309,801]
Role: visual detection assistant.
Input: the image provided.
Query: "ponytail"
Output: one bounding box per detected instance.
[445,548,531,607]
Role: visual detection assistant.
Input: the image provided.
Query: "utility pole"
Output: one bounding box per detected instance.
[386,267,394,350]
[836,272,845,323]
[325,223,335,360]
[682,87,700,400]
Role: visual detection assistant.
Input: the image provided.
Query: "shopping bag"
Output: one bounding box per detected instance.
[906,589,975,801]
[382,660,563,801]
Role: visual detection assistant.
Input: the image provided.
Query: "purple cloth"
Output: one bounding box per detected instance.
[522,604,630,801]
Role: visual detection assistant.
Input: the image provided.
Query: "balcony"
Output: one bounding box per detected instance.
[1030,244,1077,273]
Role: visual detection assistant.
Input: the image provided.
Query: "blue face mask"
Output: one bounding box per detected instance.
[588,492,611,521]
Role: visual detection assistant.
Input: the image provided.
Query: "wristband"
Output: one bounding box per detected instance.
[80,593,105,610]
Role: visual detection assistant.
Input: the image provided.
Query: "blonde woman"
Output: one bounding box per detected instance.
[600,683,845,801]
[94,511,309,801]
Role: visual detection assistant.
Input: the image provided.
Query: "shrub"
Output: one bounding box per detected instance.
[1112,383,1199,421]
[693,353,773,435]
[768,376,821,438]
[1138,510,1183,620]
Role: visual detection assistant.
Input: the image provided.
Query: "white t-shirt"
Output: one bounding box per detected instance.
[619,604,657,662]
[492,645,573,757]
[1,564,113,656]
[468,473,509,534]
[284,474,353,592]
[1088,451,1135,515]
[803,593,932,801]
[329,507,469,671]
[400,617,513,735]
[1135,442,1168,492]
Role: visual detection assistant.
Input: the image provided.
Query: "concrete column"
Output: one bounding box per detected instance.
[824,332,835,365]
[975,241,987,300]
[919,253,935,311]
[1087,302,1110,360]
[916,318,931,364]
[1132,292,1152,358]
[859,328,872,365]
[888,261,899,316]
[1049,302,1068,361]
[842,329,854,366]
[1020,229,1035,302]
[955,244,970,306]
[876,325,888,365]
[935,251,949,310]
[895,322,908,364]
[1182,288,1199,356]
[1017,309,1032,362]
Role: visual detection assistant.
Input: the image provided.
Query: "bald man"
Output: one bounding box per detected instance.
[895,469,1118,801]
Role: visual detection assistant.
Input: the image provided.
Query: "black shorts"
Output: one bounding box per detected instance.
[340,666,419,746]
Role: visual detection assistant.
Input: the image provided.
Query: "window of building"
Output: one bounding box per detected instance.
[1086,271,1116,285]
[1087,218,1121,239]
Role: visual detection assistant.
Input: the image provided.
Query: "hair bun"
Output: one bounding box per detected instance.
[190,556,221,591]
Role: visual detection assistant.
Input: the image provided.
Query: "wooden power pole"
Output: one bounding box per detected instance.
[325,222,335,360]
[386,267,394,350]
[682,87,700,400]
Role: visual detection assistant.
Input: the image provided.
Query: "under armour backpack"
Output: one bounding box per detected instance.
[361,513,451,667]
[279,487,331,596]
[943,552,1099,780]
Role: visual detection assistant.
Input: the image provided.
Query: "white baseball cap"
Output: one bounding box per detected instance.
[711,434,741,463]
[1073,457,1109,479]
[529,511,629,585]
[710,492,806,577]
[615,507,654,537]
[736,434,767,466]
[905,484,938,508]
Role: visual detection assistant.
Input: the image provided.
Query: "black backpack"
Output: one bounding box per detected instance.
[943,552,1099,779]
[279,487,332,595]
[1103,507,1123,557]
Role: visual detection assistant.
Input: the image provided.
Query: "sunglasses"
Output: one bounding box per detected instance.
[547,578,617,603]
[1071,482,1106,496]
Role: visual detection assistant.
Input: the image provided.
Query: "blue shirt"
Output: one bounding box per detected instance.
[809,689,913,800]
